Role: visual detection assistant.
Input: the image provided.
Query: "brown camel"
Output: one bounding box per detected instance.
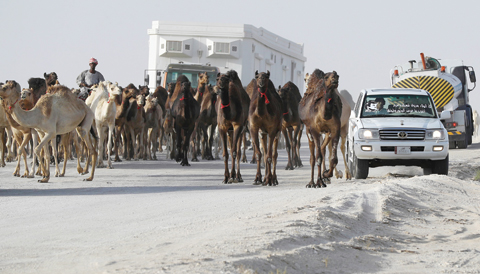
[191,72,217,161]
[170,77,199,166]
[277,81,304,170]
[26,72,58,105]
[299,69,342,188]
[163,82,177,159]
[151,84,168,151]
[248,71,283,186]
[144,95,163,160]
[0,81,97,182]
[216,70,250,183]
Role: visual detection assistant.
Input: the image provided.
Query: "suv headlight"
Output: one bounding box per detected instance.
[425,129,446,140]
[358,129,380,140]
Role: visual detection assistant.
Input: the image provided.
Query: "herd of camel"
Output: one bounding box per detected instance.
[0,68,354,187]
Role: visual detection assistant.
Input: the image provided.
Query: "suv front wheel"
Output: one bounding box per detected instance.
[432,154,449,175]
[349,144,368,180]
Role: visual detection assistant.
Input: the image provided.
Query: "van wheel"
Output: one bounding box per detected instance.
[432,155,449,175]
[354,153,369,179]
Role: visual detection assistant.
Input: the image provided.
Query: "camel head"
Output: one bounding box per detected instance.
[44,72,58,86]
[255,70,270,89]
[167,82,175,94]
[198,72,209,87]
[20,88,34,101]
[181,81,191,93]
[138,85,150,97]
[136,94,145,107]
[324,71,339,90]
[0,80,21,100]
[216,73,230,90]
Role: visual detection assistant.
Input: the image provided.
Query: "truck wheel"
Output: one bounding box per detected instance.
[354,153,369,179]
[432,155,449,175]
[449,142,456,149]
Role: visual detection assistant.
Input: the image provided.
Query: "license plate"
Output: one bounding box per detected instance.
[395,146,411,155]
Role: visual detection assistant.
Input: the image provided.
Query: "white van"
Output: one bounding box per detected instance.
[347,88,449,179]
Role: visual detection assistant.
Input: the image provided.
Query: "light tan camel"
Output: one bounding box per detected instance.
[144,94,163,160]
[0,81,97,183]
[88,81,122,168]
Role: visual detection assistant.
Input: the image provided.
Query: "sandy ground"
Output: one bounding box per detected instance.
[1,135,480,274]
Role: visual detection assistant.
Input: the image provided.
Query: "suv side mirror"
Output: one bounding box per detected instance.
[440,110,451,120]
[469,70,476,83]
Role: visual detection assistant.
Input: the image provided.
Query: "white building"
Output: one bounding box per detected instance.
[146,21,307,91]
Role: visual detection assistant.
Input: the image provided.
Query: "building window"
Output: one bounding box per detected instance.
[166,41,182,52]
[185,44,190,50]
[215,42,230,53]
[232,46,238,52]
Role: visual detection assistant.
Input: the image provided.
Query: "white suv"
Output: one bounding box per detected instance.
[347,88,449,179]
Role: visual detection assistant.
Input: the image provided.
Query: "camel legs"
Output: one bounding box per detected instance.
[96,124,106,168]
[0,128,5,167]
[34,132,56,183]
[282,128,294,170]
[321,132,339,182]
[219,129,230,184]
[106,125,115,168]
[250,127,263,185]
[76,127,97,181]
[293,124,303,168]
[263,132,278,186]
[228,126,243,183]
[58,133,71,177]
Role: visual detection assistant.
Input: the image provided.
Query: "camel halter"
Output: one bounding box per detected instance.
[258,81,270,104]
[9,99,18,110]
[221,102,230,109]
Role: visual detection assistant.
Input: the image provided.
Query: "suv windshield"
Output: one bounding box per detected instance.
[361,94,437,118]
[165,70,217,89]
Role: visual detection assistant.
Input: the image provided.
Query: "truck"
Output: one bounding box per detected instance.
[347,88,449,179]
[390,53,477,148]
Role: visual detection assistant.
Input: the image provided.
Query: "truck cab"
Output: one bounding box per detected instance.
[348,88,449,179]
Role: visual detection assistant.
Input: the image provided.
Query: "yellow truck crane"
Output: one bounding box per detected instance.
[391,53,477,148]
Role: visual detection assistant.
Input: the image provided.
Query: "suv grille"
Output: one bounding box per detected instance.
[379,129,425,140]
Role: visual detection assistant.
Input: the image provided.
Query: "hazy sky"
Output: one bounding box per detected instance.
[2,0,480,107]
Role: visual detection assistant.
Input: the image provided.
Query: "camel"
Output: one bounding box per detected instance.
[191,72,217,161]
[26,72,58,105]
[125,94,146,161]
[151,84,168,152]
[170,77,200,166]
[89,81,122,168]
[144,94,163,160]
[0,81,97,183]
[216,70,250,183]
[277,81,304,170]
[299,69,342,188]
[326,89,353,180]
[163,82,180,160]
[248,71,283,186]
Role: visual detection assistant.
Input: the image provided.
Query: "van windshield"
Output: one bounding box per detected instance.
[361,94,437,118]
[165,70,217,89]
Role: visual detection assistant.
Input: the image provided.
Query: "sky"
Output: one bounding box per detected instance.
[2,0,480,108]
